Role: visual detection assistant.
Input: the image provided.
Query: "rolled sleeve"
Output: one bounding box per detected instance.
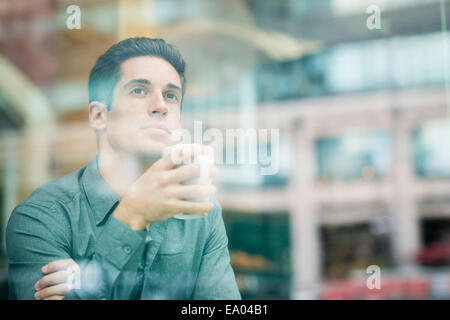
[94,216,146,270]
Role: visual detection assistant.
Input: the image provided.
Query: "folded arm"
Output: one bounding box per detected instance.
[6,203,146,300]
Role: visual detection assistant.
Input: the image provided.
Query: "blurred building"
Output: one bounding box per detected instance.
[0,0,450,300]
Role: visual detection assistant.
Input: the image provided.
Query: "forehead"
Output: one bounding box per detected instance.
[118,56,181,87]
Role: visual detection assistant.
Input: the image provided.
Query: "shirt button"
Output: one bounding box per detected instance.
[145,235,152,243]
[123,245,132,254]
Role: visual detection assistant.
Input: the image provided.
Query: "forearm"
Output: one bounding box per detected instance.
[7,208,146,300]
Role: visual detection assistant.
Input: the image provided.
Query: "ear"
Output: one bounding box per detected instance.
[88,101,108,131]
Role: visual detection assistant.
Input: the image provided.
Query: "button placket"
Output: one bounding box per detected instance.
[143,221,168,271]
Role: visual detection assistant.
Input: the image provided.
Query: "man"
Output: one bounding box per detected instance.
[6,37,241,300]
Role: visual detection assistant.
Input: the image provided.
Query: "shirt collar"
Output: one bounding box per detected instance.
[82,155,121,225]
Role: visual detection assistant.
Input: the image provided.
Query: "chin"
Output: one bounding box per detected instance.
[138,139,172,157]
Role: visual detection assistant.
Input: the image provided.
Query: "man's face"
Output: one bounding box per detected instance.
[105,56,182,156]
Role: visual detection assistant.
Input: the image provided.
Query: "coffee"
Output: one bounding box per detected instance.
[162,144,214,220]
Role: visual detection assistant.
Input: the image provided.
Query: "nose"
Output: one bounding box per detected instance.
[147,90,167,117]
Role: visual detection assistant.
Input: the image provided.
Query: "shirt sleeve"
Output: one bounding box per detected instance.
[6,202,146,300]
[191,200,241,300]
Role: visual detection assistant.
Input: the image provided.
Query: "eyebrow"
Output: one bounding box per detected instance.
[166,83,182,94]
[123,78,182,94]
[123,79,150,90]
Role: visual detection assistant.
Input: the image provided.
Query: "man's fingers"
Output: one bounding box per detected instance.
[44,295,65,300]
[165,184,216,199]
[41,259,76,274]
[164,164,200,184]
[168,199,215,215]
[35,270,71,291]
[174,144,212,164]
[163,164,218,185]
[35,283,71,300]
[152,151,180,171]
[153,144,213,171]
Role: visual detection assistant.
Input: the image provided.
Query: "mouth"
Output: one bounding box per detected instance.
[140,121,171,135]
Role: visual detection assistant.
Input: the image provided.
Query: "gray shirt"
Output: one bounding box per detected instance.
[6,156,241,300]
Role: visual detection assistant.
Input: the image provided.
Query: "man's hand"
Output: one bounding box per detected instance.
[113,144,218,231]
[34,259,80,300]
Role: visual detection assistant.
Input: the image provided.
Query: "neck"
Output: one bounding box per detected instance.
[97,144,158,197]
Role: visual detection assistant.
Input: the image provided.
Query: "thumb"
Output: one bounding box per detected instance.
[151,149,183,171]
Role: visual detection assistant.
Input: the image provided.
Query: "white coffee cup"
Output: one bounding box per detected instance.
[162,144,214,220]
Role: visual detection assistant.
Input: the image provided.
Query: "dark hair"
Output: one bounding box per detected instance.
[88,37,186,110]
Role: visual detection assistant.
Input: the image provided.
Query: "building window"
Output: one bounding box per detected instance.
[320,221,394,279]
[223,211,291,299]
[413,119,450,178]
[315,129,391,181]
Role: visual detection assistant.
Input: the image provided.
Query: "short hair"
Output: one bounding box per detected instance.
[88,37,186,110]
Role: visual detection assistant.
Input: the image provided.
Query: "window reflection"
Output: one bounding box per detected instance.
[315,130,391,181]
[413,119,450,178]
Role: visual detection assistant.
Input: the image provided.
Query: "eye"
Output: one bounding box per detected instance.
[131,87,146,96]
[165,92,179,102]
